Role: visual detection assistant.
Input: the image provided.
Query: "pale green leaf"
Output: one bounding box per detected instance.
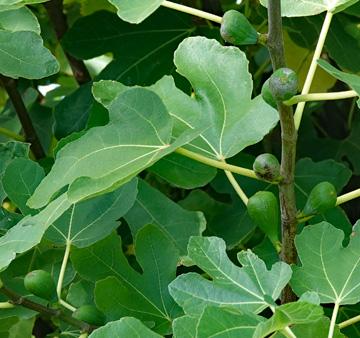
[3,158,44,215]
[169,236,292,316]
[28,87,204,208]
[292,221,360,305]
[148,153,217,189]
[89,317,162,338]
[72,225,181,334]
[318,59,360,106]
[188,307,262,338]
[173,37,278,160]
[124,179,205,257]
[0,0,49,12]
[0,193,71,271]
[0,30,59,79]
[107,0,163,24]
[0,7,40,33]
[253,301,323,338]
[0,141,29,203]
[260,0,359,16]
[45,179,137,248]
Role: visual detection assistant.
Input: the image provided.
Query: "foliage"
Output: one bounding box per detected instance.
[0,0,359,337]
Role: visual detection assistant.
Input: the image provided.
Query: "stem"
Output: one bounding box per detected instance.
[336,188,360,206]
[59,299,76,312]
[284,90,357,106]
[0,75,45,159]
[0,127,25,142]
[293,11,333,130]
[44,0,91,85]
[328,302,340,338]
[0,283,95,332]
[270,306,297,338]
[0,301,15,309]
[175,147,258,179]
[161,1,222,24]
[57,241,71,298]
[224,169,248,205]
[339,313,360,329]
[57,240,76,312]
[267,0,298,303]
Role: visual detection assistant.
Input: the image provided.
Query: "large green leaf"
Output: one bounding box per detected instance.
[54,83,94,139]
[0,141,29,203]
[28,87,204,208]
[169,236,292,316]
[107,0,163,24]
[124,179,205,257]
[260,0,359,16]
[89,317,162,338]
[0,7,40,33]
[63,9,193,86]
[318,59,360,106]
[3,158,44,215]
[253,301,323,338]
[0,193,71,272]
[173,307,263,338]
[0,30,58,79]
[45,179,137,248]
[292,221,360,305]
[148,152,217,189]
[173,37,278,160]
[72,225,181,334]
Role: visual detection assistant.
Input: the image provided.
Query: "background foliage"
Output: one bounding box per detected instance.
[0,0,359,337]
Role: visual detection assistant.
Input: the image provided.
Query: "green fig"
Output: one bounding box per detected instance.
[261,78,277,108]
[72,305,106,326]
[253,153,281,183]
[269,68,298,101]
[24,270,57,302]
[220,10,258,46]
[247,191,280,249]
[302,181,337,216]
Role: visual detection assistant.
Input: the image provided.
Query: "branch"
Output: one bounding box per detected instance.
[0,283,96,333]
[161,1,222,23]
[267,0,298,303]
[0,75,45,159]
[44,0,91,85]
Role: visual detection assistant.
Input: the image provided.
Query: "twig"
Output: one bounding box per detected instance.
[0,75,45,159]
[44,0,91,84]
[267,0,298,303]
[0,283,96,333]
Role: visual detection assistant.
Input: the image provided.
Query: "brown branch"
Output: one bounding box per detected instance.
[0,75,45,159]
[0,283,96,333]
[44,0,91,85]
[267,0,298,303]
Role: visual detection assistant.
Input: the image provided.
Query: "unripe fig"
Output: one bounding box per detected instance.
[72,305,106,326]
[261,78,277,108]
[269,68,298,101]
[220,10,258,46]
[302,181,337,216]
[253,153,281,183]
[24,270,57,302]
[247,191,280,248]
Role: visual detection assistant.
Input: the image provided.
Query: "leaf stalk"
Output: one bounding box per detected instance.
[161,1,222,23]
[293,11,333,130]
